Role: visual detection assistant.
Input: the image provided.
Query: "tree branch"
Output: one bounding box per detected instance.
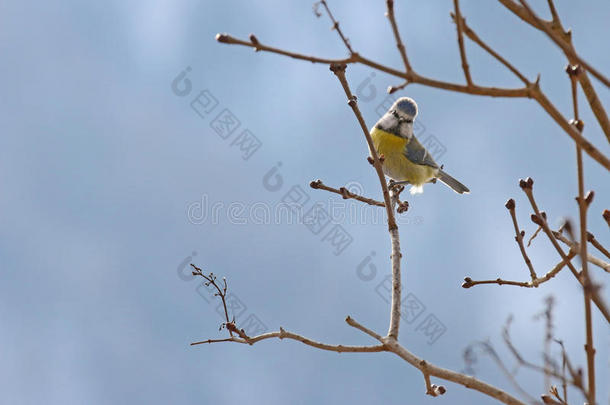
[385,0,412,73]
[192,327,387,353]
[317,0,354,54]
[498,0,610,143]
[462,251,575,289]
[587,232,610,260]
[553,231,610,273]
[329,64,402,340]
[520,178,610,323]
[568,68,596,405]
[516,0,610,89]
[309,179,385,207]
[452,0,473,86]
[505,198,537,280]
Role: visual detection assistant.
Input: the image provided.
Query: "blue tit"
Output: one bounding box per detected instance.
[370,97,469,195]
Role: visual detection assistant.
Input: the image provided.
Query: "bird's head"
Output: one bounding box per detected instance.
[378,97,418,138]
[393,97,418,120]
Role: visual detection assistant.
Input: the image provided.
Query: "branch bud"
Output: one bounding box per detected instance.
[585,190,594,206]
[215,33,230,43]
[249,34,260,46]
[531,214,543,226]
[519,177,534,189]
[310,179,323,189]
[564,64,581,77]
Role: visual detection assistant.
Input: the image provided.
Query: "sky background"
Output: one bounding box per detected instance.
[1,1,609,404]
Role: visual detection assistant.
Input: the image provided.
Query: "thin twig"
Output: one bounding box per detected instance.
[421,365,447,397]
[193,327,387,353]
[454,14,530,85]
[190,264,234,337]
[385,0,412,73]
[546,0,560,26]
[505,198,537,280]
[535,296,555,391]
[553,231,610,273]
[345,316,384,341]
[520,178,610,323]
[454,11,609,168]
[462,251,574,289]
[453,0,473,86]
[569,69,596,405]
[587,232,610,260]
[517,0,610,89]
[498,0,610,143]
[318,0,354,54]
[503,317,587,397]
[309,179,385,207]
[527,225,542,247]
[466,341,540,404]
[555,340,568,404]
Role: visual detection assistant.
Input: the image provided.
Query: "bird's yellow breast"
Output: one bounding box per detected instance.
[371,127,437,185]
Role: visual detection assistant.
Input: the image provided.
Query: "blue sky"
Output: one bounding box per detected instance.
[1,1,609,404]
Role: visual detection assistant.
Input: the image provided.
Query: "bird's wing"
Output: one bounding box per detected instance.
[403,136,439,168]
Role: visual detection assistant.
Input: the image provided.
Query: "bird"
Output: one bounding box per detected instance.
[370,97,469,195]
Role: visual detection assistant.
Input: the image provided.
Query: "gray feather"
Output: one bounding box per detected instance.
[437,170,470,194]
[403,136,439,168]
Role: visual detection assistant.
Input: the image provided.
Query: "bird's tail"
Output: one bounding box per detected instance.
[437,170,470,194]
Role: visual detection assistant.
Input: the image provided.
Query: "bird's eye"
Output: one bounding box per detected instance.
[406,119,413,123]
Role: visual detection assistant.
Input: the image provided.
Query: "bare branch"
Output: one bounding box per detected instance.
[516,0,610,88]
[345,316,384,341]
[452,0,473,86]
[465,341,540,403]
[503,317,587,397]
[215,33,530,99]
[546,0,561,26]
[329,64,402,340]
[520,178,610,323]
[527,225,542,247]
[191,264,234,337]
[193,327,386,353]
[216,15,610,170]
[462,252,574,289]
[570,69,596,403]
[382,339,528,405]
[317,0,354,54]
[587,232,610,260]
[505,198,537,280]
[453,14,530,85]
[498,0,610,143]
[553,231,610,273]
[215,33,354,65]
[309,179,385,207]
[422,367,447,397]
[385,0,412,73]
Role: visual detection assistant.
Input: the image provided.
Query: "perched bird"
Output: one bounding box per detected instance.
[371,97,469,195]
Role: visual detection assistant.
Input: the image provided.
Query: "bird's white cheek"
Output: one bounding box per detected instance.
[400,124,413,139]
